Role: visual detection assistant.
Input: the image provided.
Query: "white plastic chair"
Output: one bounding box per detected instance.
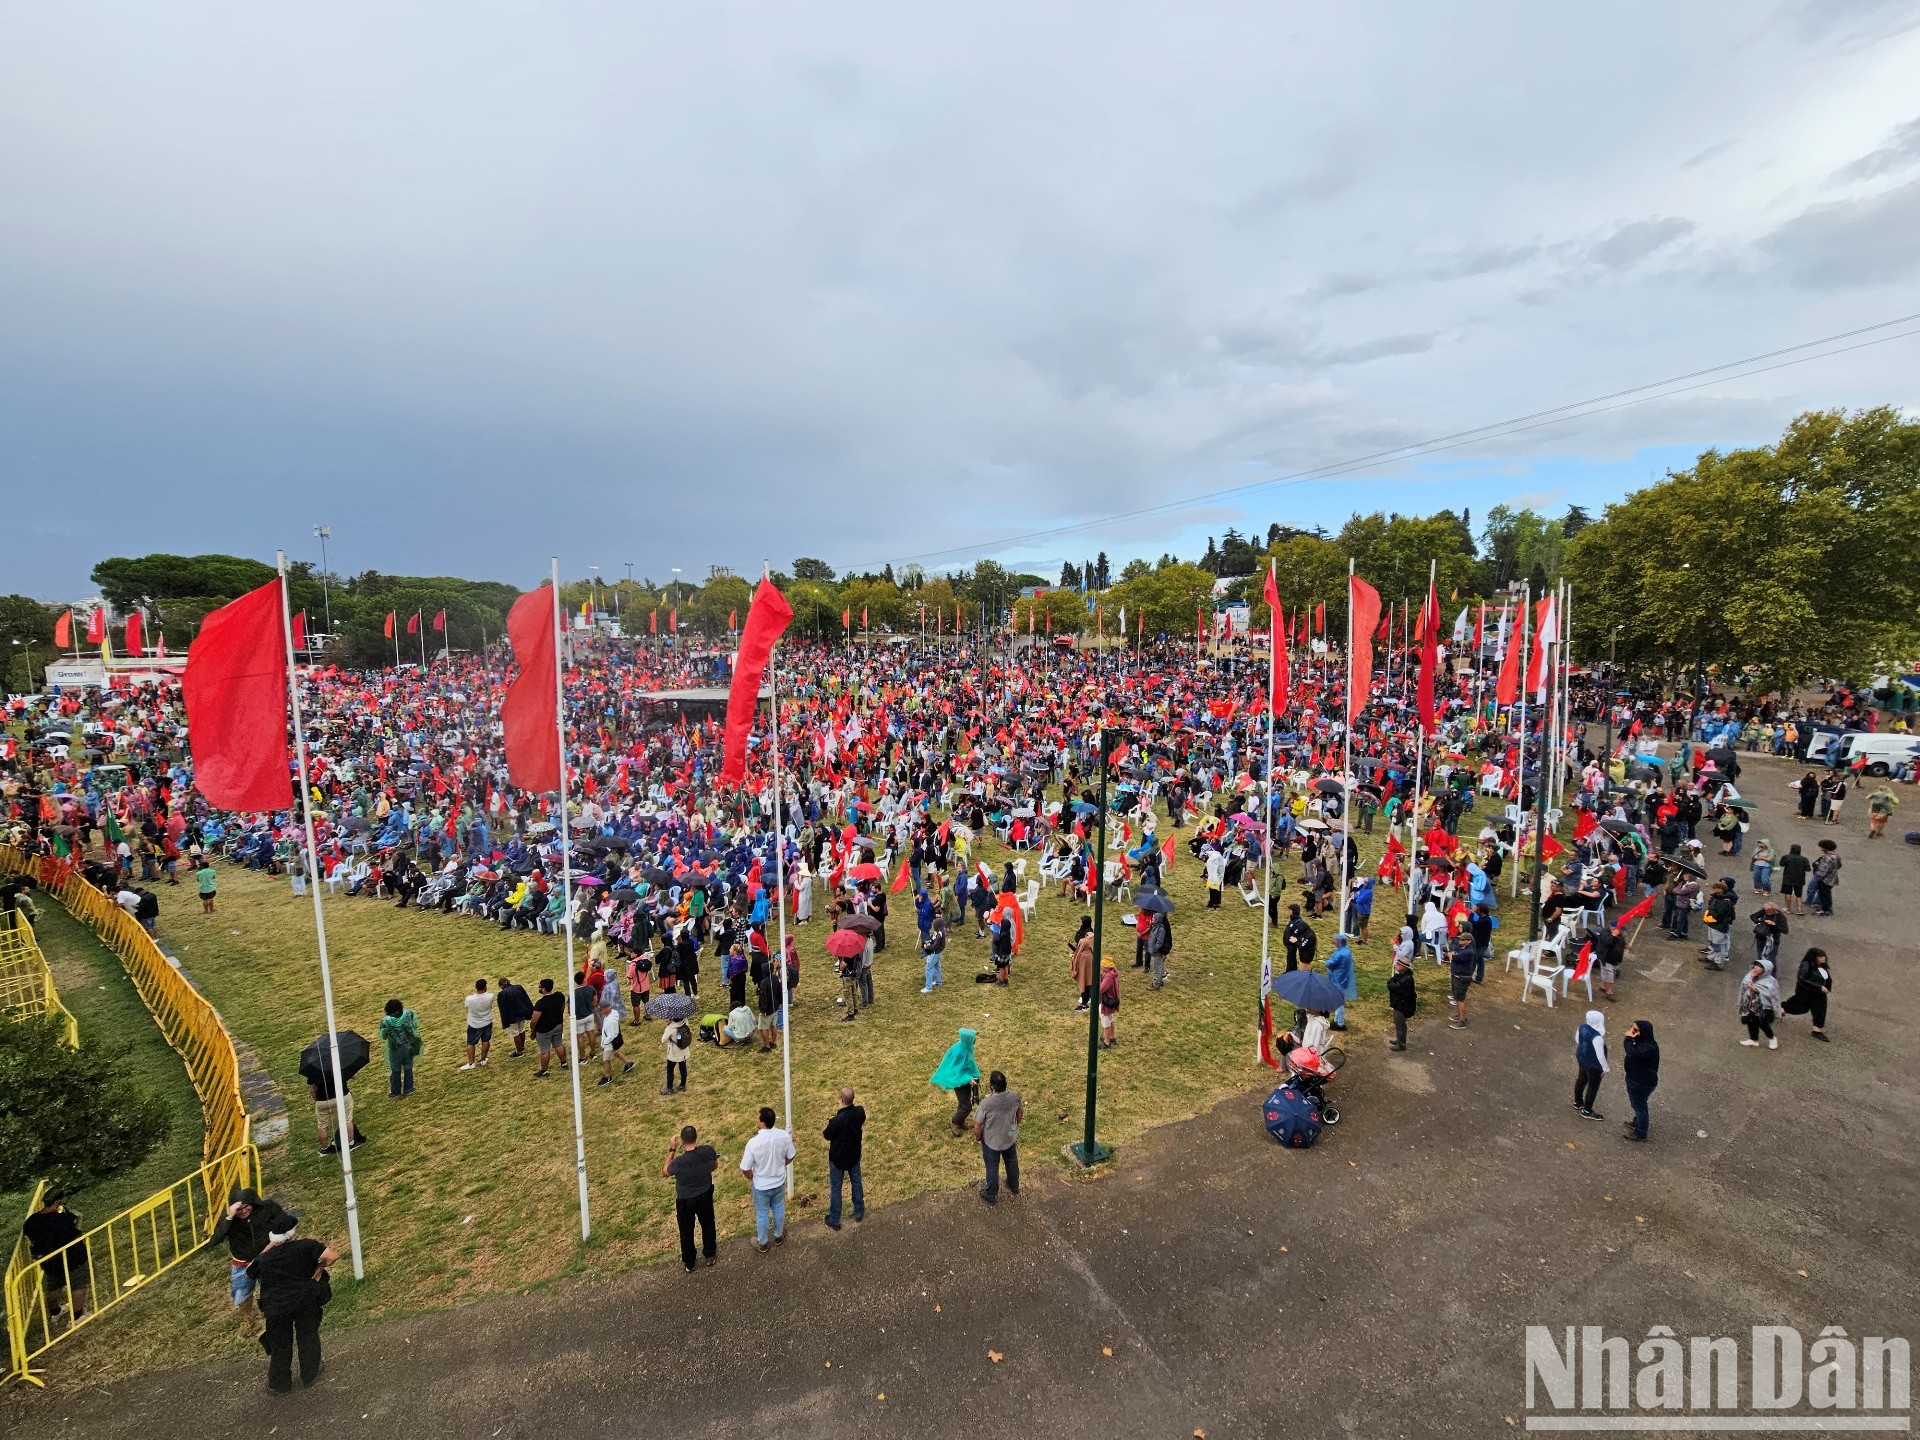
[1011,858,1028,883]
[323,868,347,897]
[1520,946,1564,1006]
[1561,953,1594,1003]
[1018,880,1040,922]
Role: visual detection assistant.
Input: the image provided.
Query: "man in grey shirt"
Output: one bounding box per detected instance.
[973,1069,1023,1205]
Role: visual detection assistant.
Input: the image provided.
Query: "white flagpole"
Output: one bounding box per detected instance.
[1404,562,1434,924]
[1512,581,1531,900]
[764,563,796,1195]
[1338,560,1355,928]
[276,551,364,1279]
[1258,559,1277,1064]
[550,560,591,1240]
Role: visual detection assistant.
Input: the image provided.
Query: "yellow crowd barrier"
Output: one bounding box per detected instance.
[0,912,79,1046]
[1,846,259,1386]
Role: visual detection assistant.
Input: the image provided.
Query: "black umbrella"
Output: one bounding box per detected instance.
[1600,818,1635,836]
[343,816,372,833]
[1313,778,1345,795]
[1668,855,1708,879]
[299,1031,371,1085]
[838,912,881,935]
[640,866,673,885]
[1135,890,1175,914]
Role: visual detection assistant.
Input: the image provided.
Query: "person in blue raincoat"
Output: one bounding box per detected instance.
[1325,933,1357,1031]
[1467,861,1494,911]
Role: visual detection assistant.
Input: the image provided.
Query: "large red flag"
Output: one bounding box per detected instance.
[53,611,71,648]
[1416,576,1440,738]
[1526,594,1557,700]
[1495,605,1526,705]
[650,610,658,635]
[721,578,793,786]
[183,579,290,811]
[1262,565,1288,718]
[1347,574,1381,723]
[501,586,561,793]
[86,609,105,644]
[383,611,395,639]
[432,610,446,632]
[292,611,306,651]
[406,612,421,636]
[124,611,144,656]
[1314,602,1325,635]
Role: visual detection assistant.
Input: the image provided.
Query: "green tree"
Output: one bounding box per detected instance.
[0,594,57,693]
[1118,558,1152,583]
[792,557,835,582]
[840,576,908,632]
[686,574,754,637]
[1058,562,1082,589]
[1251,534,1346,628]
[1094,552,1111,588]
[1106,562,1217,640]
[1012,590,1089,636]
[0,1013,172,1195]
[91,554,276,609]
[1340,512,1480,607]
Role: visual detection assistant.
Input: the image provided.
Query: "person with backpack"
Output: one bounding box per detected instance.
[1779,946,1833,1041]
[1808,839,1842,917]
[920,915,947,993]
[661,1012,693,1093]
[378,998,421,1098]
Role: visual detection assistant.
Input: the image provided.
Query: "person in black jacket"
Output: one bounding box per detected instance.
[211,1187,293,1336]
[495,976,534,1057]
[246,1216,338,1394]
[821,1087,867,1229]
[1779,947,1833,1041]
[1621,1020,1660,1141]
[1386,952,1416,1051]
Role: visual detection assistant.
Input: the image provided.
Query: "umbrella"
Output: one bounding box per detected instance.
[1297,817,1329,832]
[848,863,883,882]
[1230,813,1264,827]
[838,912,880,935]
[1270,970,1346,1011]
[1313,778,1344,795]
[1600,818,1635,836]
[949,823,975,840]
[1011,806,1036,819]
[1135,890,1175,914]
[1668,855,1707,879]
[571,874,605,887]
[343,816,372,832]
[527,821,556,837]
[299,1031,371,1086]
[640,866,673,885]
[824,929,867,959]
[645,994,699,1022]
[1070,801,1100,817]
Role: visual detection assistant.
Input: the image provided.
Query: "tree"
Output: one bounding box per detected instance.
[0,1013,172,1195]
[1252,534,1346,628]
[791,557,836,582]
[686,574,753,636]
[1339,512,1479,605]
[1565,408,1920,692]
[1011,590,1088,636]
[91,554,276,609]
[1094,552,1111,588]
[1217,528,1258,577]
[839,576,908,632]
[1199,536,1221,574]
[1106,562,1217,639]
[961,560,1015,624]
[1059,562,1082,589]
[1118,558,1152,583]
[0,594,56,693]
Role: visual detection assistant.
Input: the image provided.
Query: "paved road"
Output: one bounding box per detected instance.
[21,756,1919,1437]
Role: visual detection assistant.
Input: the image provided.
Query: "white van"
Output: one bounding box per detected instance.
[1836,732,1920,778]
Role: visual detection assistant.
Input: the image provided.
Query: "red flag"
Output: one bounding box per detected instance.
[432,610,446,631]
[1196,606,1204,641]
[1028,606,1035,635]
[1160,835,1176,871]
[650,610,658,634]
[861,605,869,629]
[501,586,561,793]
[1573,809,1597,841]
[182,579,291,811]
[1346,574,1381,724]
[669,607,678,632]
[124,611,144,656]
[384,611,396,639]
[1417,575,1440,738]
[1314,602,1325,634]
[291,611,306,650]
[1136,609,1143,637]
[729,609,738,630]
[1526,595,1557,700]
[1617,893,1655,927]
[1262,564,1287,718]
[406,612,421,635]
[53,611,71,648]
[1494,606,1526,705]
[842,607,851,630]
[890,855,911,893]
[1473,602,1484,652]
[1259,995,1281,1069]
[86,609,105,644]
[1376,604,1389,641]
[721,578,793,786]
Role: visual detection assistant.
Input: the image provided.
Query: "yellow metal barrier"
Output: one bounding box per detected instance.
[0,913,79,1047]
[0,846,259,1385]
[4,1145,260,1387]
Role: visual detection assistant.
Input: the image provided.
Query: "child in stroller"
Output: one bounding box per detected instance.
[1279,1009,1346,1124]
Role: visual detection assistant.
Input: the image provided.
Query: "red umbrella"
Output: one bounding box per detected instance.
[824,929,867,959]
[848,862,883,882]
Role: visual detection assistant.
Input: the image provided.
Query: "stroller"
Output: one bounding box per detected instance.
[1284,1044,1346,1126]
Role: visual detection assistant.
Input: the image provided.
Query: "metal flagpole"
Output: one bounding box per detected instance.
[1338,560,1355,929]
[417,612,427,669]
[549,559,591,1240]
[276,551,364,1279]
[1528,580,1556,942]
[1259,559,1278,1065]
[765,563,796,1195]
[1404,563,1433,925]
[1511,582,1531,901]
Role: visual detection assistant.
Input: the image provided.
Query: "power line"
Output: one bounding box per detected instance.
[869,312,1920,571]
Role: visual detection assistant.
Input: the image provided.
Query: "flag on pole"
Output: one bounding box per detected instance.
[182,579,291,811]
[501,586,561,793]
[721,578,793,785]
[1314,602,1325,635]
[1417,576,1440,738]
[432,610,446,632]
[842,607,851,630]
[406,612,421,636]
[1474,603,1485,653]
[1377,603,1390,642]
[1495,604,1526,705]
[861,605,868,629]
[669,608,678,632]
[1526,594,1558,701]
[1347,574,1382,723]
[291,612,306,651]
[1452,607,1470,646]
[729,609,738,630]
[53,611,71,648]
[124,611,144,656]
[1263,564,1288,716]
[384,612,396,639]
[649,610,658,635]
[86,609,106,644]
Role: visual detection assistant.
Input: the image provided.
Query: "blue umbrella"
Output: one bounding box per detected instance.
[1136,889,1174,914]
[1071,801,1100,817]
[1271,969,1346,1011]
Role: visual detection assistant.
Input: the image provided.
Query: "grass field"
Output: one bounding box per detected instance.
[33,798,1487,1381]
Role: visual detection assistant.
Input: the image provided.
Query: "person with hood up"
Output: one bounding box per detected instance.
[1738,956,1782,1049]
[1324,933,1356,1030]
[1386,951,1416,1052]
[1779,946,1833,1041]
[1573,1009,1608,1120]
[1621,1020,1659,1141]
[930,1027,981,1137]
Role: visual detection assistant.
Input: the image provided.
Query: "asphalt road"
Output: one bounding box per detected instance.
[19,754,1918,1437]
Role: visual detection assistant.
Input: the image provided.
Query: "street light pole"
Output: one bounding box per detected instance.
[11,638,36,693]
[312,525,333,634]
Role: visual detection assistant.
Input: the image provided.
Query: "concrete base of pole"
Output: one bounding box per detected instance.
[1066,1140,1114,1168]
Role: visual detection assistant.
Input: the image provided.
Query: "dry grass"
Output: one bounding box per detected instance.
[35,800,1491,1381]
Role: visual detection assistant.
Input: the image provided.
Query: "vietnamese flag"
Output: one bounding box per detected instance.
[53,610,71,648]
[432,610,446,632]
[501,586,561,793]
[182,579,291,811]
[384,611,396,639]
[721,578,793,785]
[1160,835,1176,872]
[86,609,105,644]
[1346,574,1381,723]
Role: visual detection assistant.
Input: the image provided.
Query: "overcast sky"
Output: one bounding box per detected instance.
[3,1,1918,599]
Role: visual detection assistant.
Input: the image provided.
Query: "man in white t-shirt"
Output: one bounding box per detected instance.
[461,979,494,1070]
[739,1107,796,1252]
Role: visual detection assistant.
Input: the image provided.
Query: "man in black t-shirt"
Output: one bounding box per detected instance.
[662,1124,719,1272]
[822,1087,867,1230]
[21,1193,89,1320]
[530,978,567,1076]
[245,1216,338,1393]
